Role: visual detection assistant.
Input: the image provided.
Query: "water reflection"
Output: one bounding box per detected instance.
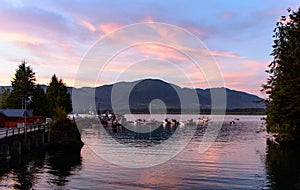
[0,151,45,189]
[266,141,300,189]
[103,124,180,147]
[3,116,300,189]
[46,150,82,186]
[0,149,82,189]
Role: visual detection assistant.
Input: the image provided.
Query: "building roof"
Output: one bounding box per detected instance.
[0,109,33,117]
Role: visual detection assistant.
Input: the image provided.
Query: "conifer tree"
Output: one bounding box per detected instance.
[263,7,300,143]
[0,88,10,109]
[8,61,36,109]
[47,74,72,117]
[32,85,49,116]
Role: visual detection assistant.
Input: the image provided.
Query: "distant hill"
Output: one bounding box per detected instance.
[70,78,265,113]
[1,79,265,113]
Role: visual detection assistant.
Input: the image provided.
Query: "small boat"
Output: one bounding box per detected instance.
[197,116,210,125]
[162,118,179,127]
[134,119,144,126]
[134,118,159,126]
[229,120,235,125]
[162,119,170,127]
[98,112,115,125]
[98,111,124,130]
[186,119,195,125]
[170,119,179,127]
[144,119,158,126]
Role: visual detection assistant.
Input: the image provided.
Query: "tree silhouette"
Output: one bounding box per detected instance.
[8,61,36,109]
[47,74,72,117]
[31,85,49,116]
[0,87,11,109]
[262,7,300,143]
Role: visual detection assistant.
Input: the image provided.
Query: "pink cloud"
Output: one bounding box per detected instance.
[184,26,209,37]
[99,44,190,75]
[221,12,235,19]
[0,32,50,45]
[221,69,267,96]
[140,17,155,23]
[134,44,189,62]
[241,60,268,69]
[78,19,96,32]
[211,51,245,59]
[98,23,122,34]
[222,71,253,82]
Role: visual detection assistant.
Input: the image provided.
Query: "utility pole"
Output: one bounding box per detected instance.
[24,97,27,125]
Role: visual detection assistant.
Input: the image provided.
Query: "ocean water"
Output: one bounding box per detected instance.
[1,115,299,189]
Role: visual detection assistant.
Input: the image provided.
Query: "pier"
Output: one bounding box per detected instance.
[0,123,49,159]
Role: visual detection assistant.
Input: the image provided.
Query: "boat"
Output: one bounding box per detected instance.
[162,119,170,127]
[98,110,124,131]
[162,118,179,127]
[134,118,159,126]
[185,119,195,126]
[98,111,115,125]
[197,116,211,125]
[170,119,179,127]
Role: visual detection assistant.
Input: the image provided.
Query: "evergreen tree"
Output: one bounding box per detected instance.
[262,7,300,143]
[31,85,49,116]
[8,61,36,109]
[47,74,72,117]
[0,88,10,109]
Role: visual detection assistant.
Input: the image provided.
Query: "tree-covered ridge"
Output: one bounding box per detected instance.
[0,61,72,118]
[263,7,300,143]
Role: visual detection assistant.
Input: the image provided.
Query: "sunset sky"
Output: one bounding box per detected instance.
[0,0,299,97]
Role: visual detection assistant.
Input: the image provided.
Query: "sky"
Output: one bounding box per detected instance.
[0,0,299,97]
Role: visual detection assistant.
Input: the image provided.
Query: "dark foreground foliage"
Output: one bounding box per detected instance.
[263,7,300,144]
[48,108,83,151]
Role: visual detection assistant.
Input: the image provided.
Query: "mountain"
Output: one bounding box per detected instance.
[1,79,265,113]
[70,78,265,113]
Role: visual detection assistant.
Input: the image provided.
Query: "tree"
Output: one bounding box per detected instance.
[31,85,49,116]
[8,61,36,109]
[0,87,10,109]
[262,7,300,143]
[47,74,72,117]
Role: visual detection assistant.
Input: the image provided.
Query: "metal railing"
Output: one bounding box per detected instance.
[0,123,48,140]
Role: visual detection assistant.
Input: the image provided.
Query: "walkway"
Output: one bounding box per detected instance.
[0,123,48,140]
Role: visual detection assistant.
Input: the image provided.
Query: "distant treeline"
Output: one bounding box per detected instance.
[95,108,266,115]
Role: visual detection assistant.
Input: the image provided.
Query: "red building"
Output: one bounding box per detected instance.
[0,109,45,128]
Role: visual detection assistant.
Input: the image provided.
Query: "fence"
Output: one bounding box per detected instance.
[0,123,48,140]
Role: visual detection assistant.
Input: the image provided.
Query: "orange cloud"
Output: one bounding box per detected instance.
[98,23,122,34]
[135,44,189,62]
[0,32,49,45]
[140,16,155,22]
[78,19,96,32]
[98,44,191,75]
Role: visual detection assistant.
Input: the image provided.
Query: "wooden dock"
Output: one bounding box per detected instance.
[0,123,49,159]
[0,123,48,140]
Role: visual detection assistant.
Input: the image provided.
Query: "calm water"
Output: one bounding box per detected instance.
[1,115,300,189]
